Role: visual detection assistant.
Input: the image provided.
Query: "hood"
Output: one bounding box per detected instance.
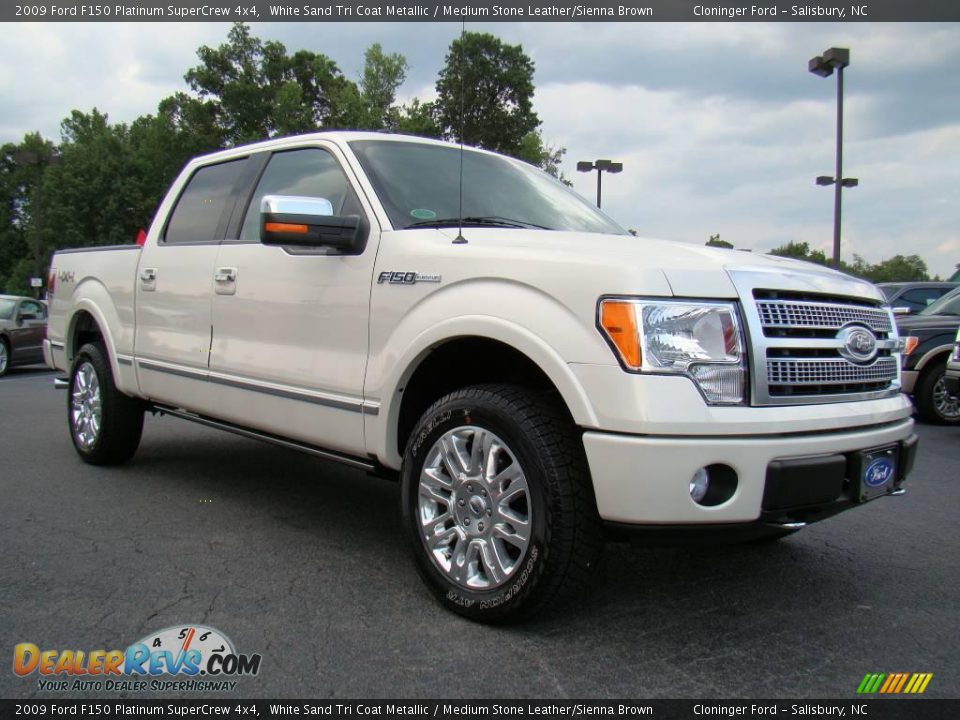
[896,313,960,333]
[436,228,884,302]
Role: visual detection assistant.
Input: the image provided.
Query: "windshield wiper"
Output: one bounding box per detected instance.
[405,215,551,230]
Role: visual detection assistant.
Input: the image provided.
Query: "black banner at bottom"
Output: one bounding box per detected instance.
[0,700,957,720]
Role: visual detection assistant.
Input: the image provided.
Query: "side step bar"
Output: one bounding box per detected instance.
[151,404,377,473]
[54,376,69,389]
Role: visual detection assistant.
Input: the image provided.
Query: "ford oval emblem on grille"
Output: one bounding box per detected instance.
[864,457,895,487]
[837,325,878,363]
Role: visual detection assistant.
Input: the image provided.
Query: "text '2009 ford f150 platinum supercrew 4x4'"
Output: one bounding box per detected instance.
[45,132,918,622]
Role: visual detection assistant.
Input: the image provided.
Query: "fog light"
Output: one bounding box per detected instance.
[690,467,710,504]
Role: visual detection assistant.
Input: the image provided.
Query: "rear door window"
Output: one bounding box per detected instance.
[164,159,247,244]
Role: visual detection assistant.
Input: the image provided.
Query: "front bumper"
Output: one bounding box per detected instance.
[583,418,917,526]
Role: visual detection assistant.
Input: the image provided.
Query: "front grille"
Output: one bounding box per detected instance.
[737,283,900,406]
[756,300,892,334]
[768,357,898,389]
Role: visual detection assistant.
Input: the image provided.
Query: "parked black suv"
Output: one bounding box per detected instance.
[897,286,960,424]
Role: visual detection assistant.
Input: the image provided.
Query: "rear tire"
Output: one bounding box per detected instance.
[914,362,960,425]
[68,342,145,465]
[401,384,602,624]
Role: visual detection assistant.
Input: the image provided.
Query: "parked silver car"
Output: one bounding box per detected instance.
[0,295,48,377]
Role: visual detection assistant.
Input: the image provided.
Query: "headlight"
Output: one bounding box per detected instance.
[599,298,747,405]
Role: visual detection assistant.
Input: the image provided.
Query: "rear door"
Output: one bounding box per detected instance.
[207,143,379,456]
[133,157,249,413]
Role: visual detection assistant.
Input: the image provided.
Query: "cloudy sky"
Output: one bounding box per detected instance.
[2,21,959,276]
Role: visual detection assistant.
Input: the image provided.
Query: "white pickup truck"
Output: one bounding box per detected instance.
[46,132,918,622]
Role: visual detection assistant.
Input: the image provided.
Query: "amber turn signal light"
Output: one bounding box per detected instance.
[599,300,641,370]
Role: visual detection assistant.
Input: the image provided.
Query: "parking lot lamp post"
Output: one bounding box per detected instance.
[577,159,623,209]
[809,47,858,268]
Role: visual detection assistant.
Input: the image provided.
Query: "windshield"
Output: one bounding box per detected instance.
[920,287,960,316]
[879,284,902,299]
[350,140,626,235]
[0,299,16,320]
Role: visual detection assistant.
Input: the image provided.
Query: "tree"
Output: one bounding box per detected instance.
[516,131,569,183]
[359,43,409,130]
[856,254,929,283]
[706,233,733,249]
[397,98,441,139]
[184,23,361,144]
[769,241,831,267]
[434,32,540,157]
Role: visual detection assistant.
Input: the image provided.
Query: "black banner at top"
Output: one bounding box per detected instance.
[4,0,960,22]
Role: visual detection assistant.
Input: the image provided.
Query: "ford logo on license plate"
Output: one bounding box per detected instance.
[864,457,895,488]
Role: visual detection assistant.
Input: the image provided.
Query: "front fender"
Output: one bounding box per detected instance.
[365,278,612,468]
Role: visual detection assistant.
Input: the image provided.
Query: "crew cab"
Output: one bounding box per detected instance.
[45,132,918,622]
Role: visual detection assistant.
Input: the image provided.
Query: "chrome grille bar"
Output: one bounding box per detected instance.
[768,357,898,385]
[756,300,892,333]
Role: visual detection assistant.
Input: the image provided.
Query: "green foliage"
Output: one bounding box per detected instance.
[769,240,831,266]
[706,233,733,249]
[360,43,409,130]
[396,98,442,139]
[435,32,540,158]
[184,23,358,143]
[516,131,570,184]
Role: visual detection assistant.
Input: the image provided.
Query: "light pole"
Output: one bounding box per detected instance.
[809,47,858,268]
[13,148,61,297]
[576,159,623,209]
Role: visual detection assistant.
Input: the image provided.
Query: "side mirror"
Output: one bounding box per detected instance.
[892,306,911,316]
[260,195,362,252]
[17,312,37,325]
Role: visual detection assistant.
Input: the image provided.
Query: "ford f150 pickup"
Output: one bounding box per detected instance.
[45,132,918,622]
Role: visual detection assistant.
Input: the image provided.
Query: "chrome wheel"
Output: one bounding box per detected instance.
[933,376,960,420]
[0,341,7,374]
[418,426,532,590]
[71,361,102,449]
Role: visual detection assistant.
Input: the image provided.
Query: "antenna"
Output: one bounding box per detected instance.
[453,19,467,244]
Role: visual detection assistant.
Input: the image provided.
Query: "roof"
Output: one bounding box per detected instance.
[188,131,481,168]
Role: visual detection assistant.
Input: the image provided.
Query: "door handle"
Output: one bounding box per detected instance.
[140,268,157,282]
[214,268,237,283]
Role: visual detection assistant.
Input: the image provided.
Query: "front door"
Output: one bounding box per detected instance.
[208,145,379,456]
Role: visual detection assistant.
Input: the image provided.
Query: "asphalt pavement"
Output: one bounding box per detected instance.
[2,366,958,699]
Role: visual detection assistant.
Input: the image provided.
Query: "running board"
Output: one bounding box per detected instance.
[54,376,69,389]
[151,405,377,473]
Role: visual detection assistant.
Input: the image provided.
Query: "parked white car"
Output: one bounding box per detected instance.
[45,133,918,622]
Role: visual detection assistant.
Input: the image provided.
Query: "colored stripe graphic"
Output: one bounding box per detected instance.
[858,672,932,694]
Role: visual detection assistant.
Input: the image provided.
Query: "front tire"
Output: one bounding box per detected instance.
[401,384,602,623]
[914,362,960,425]
[69,343,145,464]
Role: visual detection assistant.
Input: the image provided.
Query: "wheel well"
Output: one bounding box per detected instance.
[917,349,950,376]
[70,311,104,360]
[395,337,569,456]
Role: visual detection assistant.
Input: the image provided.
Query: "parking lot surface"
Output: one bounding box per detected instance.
[2,366,958,699]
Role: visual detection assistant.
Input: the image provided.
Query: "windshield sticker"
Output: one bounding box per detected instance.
[410,208,437,220]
